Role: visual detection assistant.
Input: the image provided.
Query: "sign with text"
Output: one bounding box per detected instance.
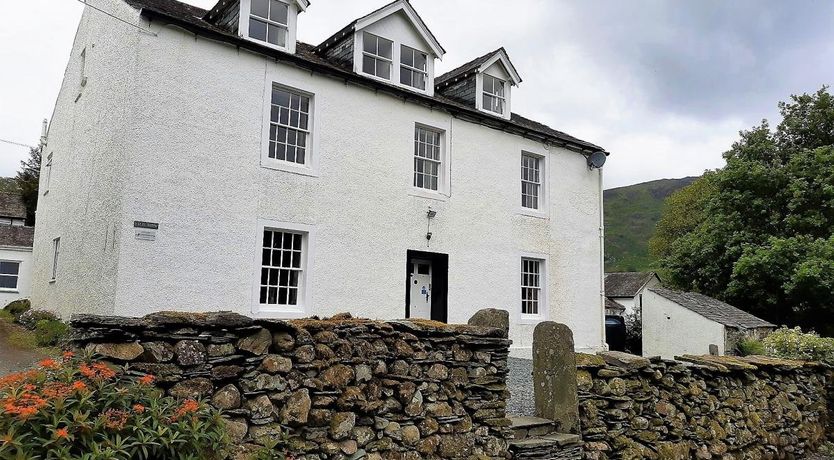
[134,221,159,241]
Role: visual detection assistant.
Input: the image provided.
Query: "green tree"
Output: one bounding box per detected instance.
[652,87,834,335]
[15,146,41,226]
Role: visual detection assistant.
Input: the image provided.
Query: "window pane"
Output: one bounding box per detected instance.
[267,24,286,47]
[401,47,413,67]
[0,262,19,275]
[363,55,376,75]
[378,61,391,79]
[288,288,298,305]
[363,33,377,54]
[260,286,268,304]
[400,68,412,86]
[414,51,427,71]
[269,0,288,24]
[378,37,393,59]
[273,89,290,107]
[251,0,269,18]
[249,18,267,41]
[0,276,17,289]
[414,72,426,90]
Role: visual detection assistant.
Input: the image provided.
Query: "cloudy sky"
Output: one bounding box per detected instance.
[1,0,833,188]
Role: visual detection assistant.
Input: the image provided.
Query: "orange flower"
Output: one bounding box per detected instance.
[133,403,146,413]
[42,382,73,400]
[55,427,69,439]
[39,358,60,370]
[0,370,37,388]
[62,351,75,362]
[138,375,155,386]
[101,409,129,431]
[79,362,117,381]
[71,381,87,392]
[173,399,200,420]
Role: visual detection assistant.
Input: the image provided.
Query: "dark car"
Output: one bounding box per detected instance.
[605,315,626,352]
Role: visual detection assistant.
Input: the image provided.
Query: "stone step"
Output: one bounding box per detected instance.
[509,416,556,440]
[509,431,583,460]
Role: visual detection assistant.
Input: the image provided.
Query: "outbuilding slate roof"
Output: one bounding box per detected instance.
[120,0,606,155]
[649,288,775,330]
[0,192,26,220]
[0,226,34,248]
[605,272,658,298]
[605,298,625,313]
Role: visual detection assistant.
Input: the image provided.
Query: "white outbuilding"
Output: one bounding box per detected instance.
[642,288,775,358]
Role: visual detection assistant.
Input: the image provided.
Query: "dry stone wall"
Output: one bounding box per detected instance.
[577,351,832,459]
[69,311,513,460]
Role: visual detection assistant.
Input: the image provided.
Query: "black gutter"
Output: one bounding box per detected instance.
[139,7,607,156]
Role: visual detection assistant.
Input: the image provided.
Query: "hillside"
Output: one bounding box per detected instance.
[604,177,698,272]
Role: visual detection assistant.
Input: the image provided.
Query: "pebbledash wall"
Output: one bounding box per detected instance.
[32,0,606,357]
[69,311,513,459]
[576,352,833,460]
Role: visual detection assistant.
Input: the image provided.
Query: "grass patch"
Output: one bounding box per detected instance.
[0,313,60,355]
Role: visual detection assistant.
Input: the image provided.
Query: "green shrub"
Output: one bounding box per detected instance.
[735,338,765,356]
[2,299,31,321]
[0,353,230,459]
[34,319,69,347]
[17,309,59,330]
[762,327,834,364]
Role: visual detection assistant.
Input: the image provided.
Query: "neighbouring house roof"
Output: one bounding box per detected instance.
[0,192,26,220]
[605,272,659,298]
[435,47,522,88]
[649,288,775,330]
[120,0,607,156]
[0,226,34,248]
[605,298,625,313]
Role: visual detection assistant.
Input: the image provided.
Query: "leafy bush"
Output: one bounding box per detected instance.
[0,353,230,459]
[17,309,59,330]
[735,338,765,356]
[624,311,642,355]
[34,319,69,347]
[762,327,834,364]
[2,299,31,321]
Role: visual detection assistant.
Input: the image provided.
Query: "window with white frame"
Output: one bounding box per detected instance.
[259,229,305,307]
[482,74,506,114]
[269,86,311,165]
[362,32,393,80]
[0,261,20,290]
[400,45,427,90]
[521,258,542,316]
[249,0,289,48]
[51,237,60,281]
[521,153,541,209]
[413,126,442,191]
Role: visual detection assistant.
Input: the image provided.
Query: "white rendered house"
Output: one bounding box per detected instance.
[32,0,610,356]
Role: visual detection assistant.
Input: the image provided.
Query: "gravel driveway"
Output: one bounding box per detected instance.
[507,357,535,416]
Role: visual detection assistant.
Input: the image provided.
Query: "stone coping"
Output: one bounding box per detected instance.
[575,351,829,372]
[69,311,508,339]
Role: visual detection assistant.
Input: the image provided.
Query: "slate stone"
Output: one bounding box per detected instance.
[467,308,510,336]
[533,322,580,435]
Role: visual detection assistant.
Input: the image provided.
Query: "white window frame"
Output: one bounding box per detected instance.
[0,260,21,293]
[400,45,428,91]
[519,254,548,323]
[261,82,317,177]
[361,32,394,81]
[252,219,314,318]
[51,237,60,282]
[353,30,435,96]
[475,73,511,119]
[518,151,548,218]
[409,122,450,200]
[482,74,506,115]
[238,0,300,54]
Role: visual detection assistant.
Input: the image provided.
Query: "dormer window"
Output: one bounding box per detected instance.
[400,45,428,90]
[482,74,506,115]
[362,33,393,80]
[249,0,289,48]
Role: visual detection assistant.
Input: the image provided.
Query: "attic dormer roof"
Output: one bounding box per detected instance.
[315,0,445,58]
[435,47,522,89]
[204,0,310,22]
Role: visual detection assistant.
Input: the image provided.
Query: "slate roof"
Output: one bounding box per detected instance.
[649,288,775,330]
[435,48,521,87]
[0,226,34,248]
[120,0,606,155]
[605,298,625,313]
[605,272,658,298]
[0,192,26,220]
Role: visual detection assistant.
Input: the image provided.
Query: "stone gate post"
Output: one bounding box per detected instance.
[532,322,580,434]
